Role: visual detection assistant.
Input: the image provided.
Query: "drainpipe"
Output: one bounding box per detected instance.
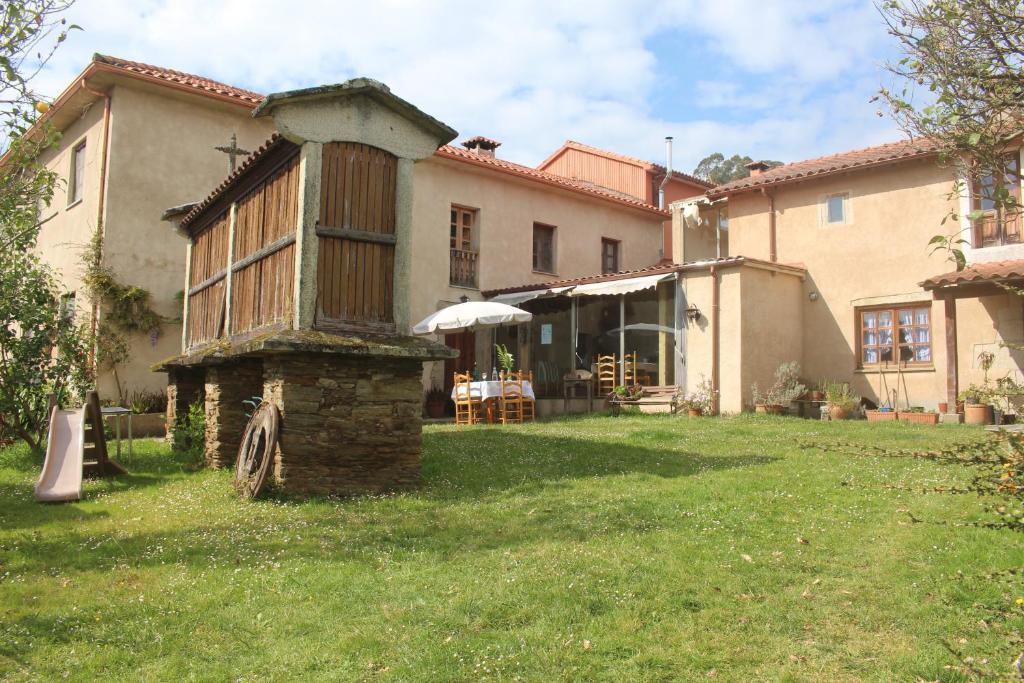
[710,264,720,415]
[760,187,776,262]
[81,79,112,378]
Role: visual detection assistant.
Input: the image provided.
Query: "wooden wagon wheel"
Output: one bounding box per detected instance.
[234,402,279,499]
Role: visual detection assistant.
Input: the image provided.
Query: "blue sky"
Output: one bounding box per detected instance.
[37,0,905,173]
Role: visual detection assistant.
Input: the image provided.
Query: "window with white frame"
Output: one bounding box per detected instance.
[822,192,849,225]
[69,140,86,206]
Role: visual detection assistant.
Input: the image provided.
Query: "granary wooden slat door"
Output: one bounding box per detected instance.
[316,142,398,333]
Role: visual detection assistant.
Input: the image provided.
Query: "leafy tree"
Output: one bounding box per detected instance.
[0,1,84,449]
[693,153,783,185]
[877,0,1024,268]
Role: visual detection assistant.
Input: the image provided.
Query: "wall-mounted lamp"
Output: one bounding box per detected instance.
[685,304,702,322]
[808,291,819,302]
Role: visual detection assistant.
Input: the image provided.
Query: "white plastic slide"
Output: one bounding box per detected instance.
[35,407,85,502]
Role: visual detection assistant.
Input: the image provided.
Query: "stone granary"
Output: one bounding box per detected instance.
[158,79,457,496]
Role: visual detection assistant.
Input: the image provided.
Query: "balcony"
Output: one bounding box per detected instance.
[450,248,478,288]
[973,212,1021,249]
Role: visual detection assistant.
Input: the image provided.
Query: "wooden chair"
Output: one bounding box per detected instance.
[596,354,617,396]
[499,371,526,424]
[453,372,483,425]
[623,351,638,386]
[506,370,535,421]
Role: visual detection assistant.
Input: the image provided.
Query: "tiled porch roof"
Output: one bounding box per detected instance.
[482,256,806,297]
[919,259,1024,290]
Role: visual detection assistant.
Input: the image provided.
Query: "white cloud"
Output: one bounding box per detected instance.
[33,0,902,173]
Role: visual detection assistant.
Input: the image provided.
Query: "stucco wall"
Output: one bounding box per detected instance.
[412,156,665,390]
[726,159,964,409]
[35,98,106,314]
[740,267,805,410]
[36,79,275,400]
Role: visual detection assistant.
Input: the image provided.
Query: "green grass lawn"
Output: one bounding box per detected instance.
[1,415,1021,681]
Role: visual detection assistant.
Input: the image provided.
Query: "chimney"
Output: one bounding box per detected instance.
[745,160,770,177]
[461,136,501,159]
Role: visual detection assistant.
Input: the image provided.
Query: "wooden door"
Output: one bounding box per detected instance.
[444,331,476,394]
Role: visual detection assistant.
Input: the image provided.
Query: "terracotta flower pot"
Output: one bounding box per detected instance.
[687,408,702,417]
[425,399,446,419]
[937,402,948,414]
[866,409,897,422]
[897,411,939,425]
[755,404,785,415]
[964,404,993,425]
[828,404,851,421]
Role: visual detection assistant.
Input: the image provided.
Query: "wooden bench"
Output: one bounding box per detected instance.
[608,385,682,415]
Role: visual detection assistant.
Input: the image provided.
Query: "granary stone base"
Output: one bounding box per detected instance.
[204,360,264,468]
[165,367,205,443]
[262,355,424,496]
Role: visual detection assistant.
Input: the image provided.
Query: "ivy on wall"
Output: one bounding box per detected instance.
[82,223,164,399]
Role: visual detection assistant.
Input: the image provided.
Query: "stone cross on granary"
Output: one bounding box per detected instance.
[214,133,250,172]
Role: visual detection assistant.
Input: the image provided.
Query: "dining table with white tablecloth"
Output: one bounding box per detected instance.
[451,379,536,423]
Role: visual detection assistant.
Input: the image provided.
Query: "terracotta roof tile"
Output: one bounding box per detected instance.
[435,145,669,217]
[920,259,1024,289]
[482,256,805,297]
[708,138,939,197]
[93,53,264,106]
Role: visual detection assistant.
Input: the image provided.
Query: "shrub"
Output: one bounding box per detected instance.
[172,399,206,465]
[752,361,806,407]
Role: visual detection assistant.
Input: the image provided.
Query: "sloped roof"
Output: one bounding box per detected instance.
[435,144,669,217]
[91,54,264,106]
[179,133,298,230]
[538,139,714,189]
[920,259,1024,290]
[708,138,939,198]
[482,256,805,297]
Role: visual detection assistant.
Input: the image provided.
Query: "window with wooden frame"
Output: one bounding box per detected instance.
[533,222,556,274]
[68,140,86,206]
[601,238,620,274]
[971,153,1021,248]
[449,205,478,288]
[857,304,932,367]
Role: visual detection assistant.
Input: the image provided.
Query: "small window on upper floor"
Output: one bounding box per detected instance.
[601,238,620,274]
[533,223,556,274]
[68,140,86,206]
[824,192,848,225]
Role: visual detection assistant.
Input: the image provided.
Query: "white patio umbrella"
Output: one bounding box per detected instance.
[412,301,533,335]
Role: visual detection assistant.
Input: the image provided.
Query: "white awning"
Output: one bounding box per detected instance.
[570,273,674,297]
[489,285,574,305]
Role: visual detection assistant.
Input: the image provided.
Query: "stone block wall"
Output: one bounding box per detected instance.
[166,367,205,442]
[262,355,424,496]
[204,360,264,468]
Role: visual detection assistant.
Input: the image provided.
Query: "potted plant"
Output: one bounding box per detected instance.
[960,384,992,425]
[424,385,448,419]
[495,343,515,376]
[897,406,940,425]
[823,380,859,420]
[680,377,716,416]
[752,361,805,415]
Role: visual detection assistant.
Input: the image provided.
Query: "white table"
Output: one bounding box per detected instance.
[451,380,536,402]
[451,380,536,423]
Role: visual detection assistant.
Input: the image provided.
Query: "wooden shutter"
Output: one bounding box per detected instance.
[316,142,397,333]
